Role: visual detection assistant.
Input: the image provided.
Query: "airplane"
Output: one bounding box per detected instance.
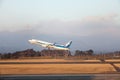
[28,39,72,50]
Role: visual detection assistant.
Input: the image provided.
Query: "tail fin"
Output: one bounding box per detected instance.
[65,40,72,48]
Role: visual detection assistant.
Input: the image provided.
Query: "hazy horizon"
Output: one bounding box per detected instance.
[0,0,120,53]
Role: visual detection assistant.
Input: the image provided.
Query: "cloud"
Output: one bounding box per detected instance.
[78,14,120,36]
[82,13,118,22]
[0,14,120,37]
[31,14,120,37]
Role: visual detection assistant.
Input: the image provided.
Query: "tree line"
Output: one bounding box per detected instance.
[0,49,120,59]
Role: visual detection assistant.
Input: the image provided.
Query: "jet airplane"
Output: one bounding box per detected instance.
[28,39,72,50]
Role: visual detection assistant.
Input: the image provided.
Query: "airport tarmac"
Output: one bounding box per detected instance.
[0,61,120,64]
[0,74,120,80]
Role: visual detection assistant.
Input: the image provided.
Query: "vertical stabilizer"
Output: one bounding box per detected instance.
[65,40,72,48]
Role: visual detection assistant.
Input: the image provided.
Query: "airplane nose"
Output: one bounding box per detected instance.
[28,39,36,44]
[28,40,32,43]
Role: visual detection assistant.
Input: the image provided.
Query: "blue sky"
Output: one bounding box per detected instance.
[0,0,119,20]
[0,0,120,53]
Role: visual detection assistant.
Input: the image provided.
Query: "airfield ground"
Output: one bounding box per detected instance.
[0,59,120,74]
[0,59,101,62]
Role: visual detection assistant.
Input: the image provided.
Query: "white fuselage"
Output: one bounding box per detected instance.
[28,39,70,50]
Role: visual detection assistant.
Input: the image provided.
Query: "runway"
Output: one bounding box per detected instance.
[0,60,120,75]
[0,61,120,64]
[0,74,120,80]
